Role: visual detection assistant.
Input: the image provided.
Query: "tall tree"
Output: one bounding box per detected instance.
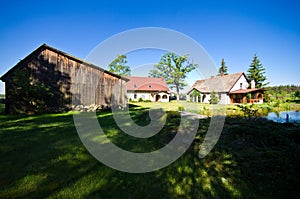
[217,58,228,76]
[108,55,131,76]
[247,54,268,88]
[149,52,197,100]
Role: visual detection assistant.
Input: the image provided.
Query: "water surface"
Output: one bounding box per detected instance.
[266,111,300,123]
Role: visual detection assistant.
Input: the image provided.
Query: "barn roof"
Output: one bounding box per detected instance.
[124,76,169,92]
[189,72,246,93]
[0,44,128,82]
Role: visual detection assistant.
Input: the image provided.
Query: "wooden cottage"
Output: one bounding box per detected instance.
[0,44,128,113]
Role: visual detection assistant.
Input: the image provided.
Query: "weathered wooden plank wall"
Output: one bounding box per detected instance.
[3,46,127,113]
[38,48,127,108]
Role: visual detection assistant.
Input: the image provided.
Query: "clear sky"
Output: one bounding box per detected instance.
[0,0,299,94]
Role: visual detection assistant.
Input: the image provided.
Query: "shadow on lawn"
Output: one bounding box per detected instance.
[0,107,300,198]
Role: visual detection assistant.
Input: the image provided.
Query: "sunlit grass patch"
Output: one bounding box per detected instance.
[0,105,299,198]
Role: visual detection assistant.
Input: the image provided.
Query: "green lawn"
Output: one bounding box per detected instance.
[132,101,300,117]
[0,104,4,114]
[0,106,299,198]
[131,101,212,111]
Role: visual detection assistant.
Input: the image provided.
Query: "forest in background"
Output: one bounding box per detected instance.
[265,85,300,102]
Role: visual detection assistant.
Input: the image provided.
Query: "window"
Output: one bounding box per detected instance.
[219,94,222,100]
[134,84,137,88]
[134,94,137,99]
[162,95,168,99]
[148,85,152,88]
[240,83,243,89]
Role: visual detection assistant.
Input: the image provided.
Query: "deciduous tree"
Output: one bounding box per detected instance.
[108,55,131,76]
[149,52,197,100]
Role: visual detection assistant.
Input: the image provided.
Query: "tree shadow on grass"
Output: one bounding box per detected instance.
[0,108,299,198]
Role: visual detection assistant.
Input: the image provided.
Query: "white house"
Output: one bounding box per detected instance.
[125,76,170,102]
[187,72,265,104]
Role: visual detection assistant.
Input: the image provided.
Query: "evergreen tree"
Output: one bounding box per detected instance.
[108,55,131,76]
[247,54,268,88]
[217,58,228,76]
[294,91,300,99]
[209,90,219,104]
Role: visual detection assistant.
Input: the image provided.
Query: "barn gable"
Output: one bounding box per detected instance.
[0,44,128,113]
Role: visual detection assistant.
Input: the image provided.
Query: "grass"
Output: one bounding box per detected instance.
[132,101,300,117]
[0,104,4,114]
[0,105,300,198]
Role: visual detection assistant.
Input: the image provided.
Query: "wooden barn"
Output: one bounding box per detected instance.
[0,44,128,114]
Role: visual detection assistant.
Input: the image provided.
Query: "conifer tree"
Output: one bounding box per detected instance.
[247,54,268,88]
[217,58,228,76]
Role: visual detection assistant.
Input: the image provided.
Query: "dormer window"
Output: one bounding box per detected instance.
[148,85,152,88]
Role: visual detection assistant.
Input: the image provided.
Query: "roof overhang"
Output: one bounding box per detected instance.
[229,88,266,94]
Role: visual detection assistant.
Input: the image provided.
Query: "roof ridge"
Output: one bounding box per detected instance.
[1,43,129,81]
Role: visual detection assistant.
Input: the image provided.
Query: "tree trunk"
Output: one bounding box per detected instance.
[176,84,180,102]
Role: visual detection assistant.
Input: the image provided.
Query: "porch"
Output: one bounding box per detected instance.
[229,88,265,104]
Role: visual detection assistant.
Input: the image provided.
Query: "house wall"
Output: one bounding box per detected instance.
[201,93,210,103]
[159,92,170,102]
[188,90,231,104]
[218,93,229,104]
[2,48,127,113]
[230,75,249,92]
[127,91,152,101]
[127,91,169,102]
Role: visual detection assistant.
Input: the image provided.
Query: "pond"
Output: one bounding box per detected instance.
[266,111,300,123]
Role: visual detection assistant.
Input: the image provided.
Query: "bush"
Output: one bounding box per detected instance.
[138,97,143,102]
[199,106,211,116]
[178,106,185,111]
[209,90,219,104]
[237,104,258,118]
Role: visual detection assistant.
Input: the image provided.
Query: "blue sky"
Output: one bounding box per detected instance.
[0,0,299,94]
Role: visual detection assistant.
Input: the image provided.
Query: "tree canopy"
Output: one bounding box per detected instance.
[10,69,53,113]
[247,54,268,88]
[217,58,228,76]
[108,55,131,76]
[149,52,197,100]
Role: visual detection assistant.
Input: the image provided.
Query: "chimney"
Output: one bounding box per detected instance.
[221,73,225,77]
[211,76,214,79]
[250,80,255,89]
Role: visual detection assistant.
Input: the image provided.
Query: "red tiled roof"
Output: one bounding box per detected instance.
[124,76,169,91]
